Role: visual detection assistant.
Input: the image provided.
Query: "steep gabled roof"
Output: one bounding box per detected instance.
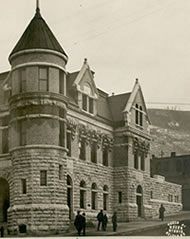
[9,9,67,58]
[124,79,151,123]
[108,92,131,122]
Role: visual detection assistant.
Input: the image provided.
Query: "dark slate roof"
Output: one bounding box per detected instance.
[0,71,10,106]
[0,71,9,82]
[10,9,67,58]
[97,89,113,121]
[108,92,131,122]
[67,72,79,90]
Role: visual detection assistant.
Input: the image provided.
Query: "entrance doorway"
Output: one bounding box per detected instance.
[0,178,10,223]
[136,185,143,217]
[67,175,73,220]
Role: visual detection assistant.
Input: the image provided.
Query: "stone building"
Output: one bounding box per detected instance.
[151,152,190,210]
[0,3,182,235]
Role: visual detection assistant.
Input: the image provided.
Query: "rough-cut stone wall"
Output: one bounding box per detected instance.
[8,147,69,235]
[150,176,182,218]
[67,158,114,221]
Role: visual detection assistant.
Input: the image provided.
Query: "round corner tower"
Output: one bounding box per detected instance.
[8,4,69,235]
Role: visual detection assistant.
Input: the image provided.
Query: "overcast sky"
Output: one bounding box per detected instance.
[1,0,190,109]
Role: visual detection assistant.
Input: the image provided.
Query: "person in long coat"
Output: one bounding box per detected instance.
[159,204,166,221]
[74,211,83,236]
[102,213,108,231]
[0,226,4,237]
[97,209,104,231]
[81,212,86,236]
[112,212,117,232]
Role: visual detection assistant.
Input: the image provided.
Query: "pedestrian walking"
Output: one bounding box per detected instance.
[159,204,165,221]
[81,212,86,236]
[112,212,117,232]
[74,210,83,236]
[0,226,4,237]
[97,209,104,231]
[102,213,108,231]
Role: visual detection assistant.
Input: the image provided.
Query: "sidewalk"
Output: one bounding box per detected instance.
[66,211,190,236]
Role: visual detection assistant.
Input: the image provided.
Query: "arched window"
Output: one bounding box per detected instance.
[91,183,98,210]
[136,185,143,194]
[80,180,86,209]
[135,104,139,125]
[139,106,143,126]
[103,185,109,211]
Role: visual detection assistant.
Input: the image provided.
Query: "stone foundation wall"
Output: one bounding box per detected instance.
[8,146,70,235]
[150,175,182,218]
[67,156,114,223]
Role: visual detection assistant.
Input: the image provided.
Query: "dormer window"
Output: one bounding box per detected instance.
[135,104,143,127]
[81,83,94,114]
[82,94,88,111]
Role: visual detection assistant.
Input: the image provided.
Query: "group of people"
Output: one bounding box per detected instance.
[74,204,165,236]
[97,209,117,232]
[74,211,86,236]
[74,209,117,236]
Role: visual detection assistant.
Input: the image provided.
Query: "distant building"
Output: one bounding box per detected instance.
[0,3,182,236]
[151,152,190,210]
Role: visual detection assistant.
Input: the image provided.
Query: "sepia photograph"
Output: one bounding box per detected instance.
[0,0,190,237]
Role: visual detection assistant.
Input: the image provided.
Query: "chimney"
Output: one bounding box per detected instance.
[112,92,115,96]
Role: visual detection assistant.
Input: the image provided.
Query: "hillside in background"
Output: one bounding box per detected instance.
[148,109,190,157]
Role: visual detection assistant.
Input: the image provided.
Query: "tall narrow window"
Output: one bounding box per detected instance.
[91,142,97,163]
[118,192,122,203]
[20,120,26,146]
[67,175,73,219]
[103,185,108,211]
[135,104,139,125]
[59,70,65,94]
[89,98,94,114]
[67,131,71,156]
[134,151,138,169]
[91,183,98,210]
[21,179,27,194]
[39,67,48,91]
[20,68,26,92]
[80,181,86,209]
[79,138,86,160]
[40,170,47,186]
[140,153,145,171]
[82,94,87,111]
[139,106,143,126]
[103,147,109,166]
[59,121,65,147]
[2,128,8,153]
[59,165,63,180]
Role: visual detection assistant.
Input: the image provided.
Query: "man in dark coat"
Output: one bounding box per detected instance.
[0,226,4,237]
[81,212,86,236]
[112,212,117,232]
[159,204,165,221]
[102,213,108,231]
[74,211,83,236]
[97,209,103,231]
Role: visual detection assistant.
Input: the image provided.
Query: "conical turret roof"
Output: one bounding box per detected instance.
[9,8,67,59]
